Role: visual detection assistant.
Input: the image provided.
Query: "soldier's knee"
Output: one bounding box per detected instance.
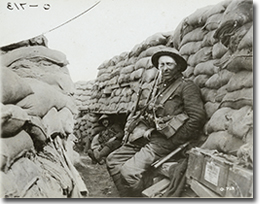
[120,165,130,179]
[120,165,137,184]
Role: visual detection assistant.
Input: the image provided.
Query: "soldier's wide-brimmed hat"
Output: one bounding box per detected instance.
[151,47,187,72]
[98,114,110,122]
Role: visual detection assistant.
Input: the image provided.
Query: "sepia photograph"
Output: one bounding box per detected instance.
[0,0,254,199]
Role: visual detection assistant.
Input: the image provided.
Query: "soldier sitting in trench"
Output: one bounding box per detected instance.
[88,114,124,164]
[106,47,206,197]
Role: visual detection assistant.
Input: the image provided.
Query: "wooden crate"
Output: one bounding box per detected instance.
[142,178,170,197]
[199,154,232,196]
[186,148,204,181]
[225,165,253,198]
[186,148,253,197]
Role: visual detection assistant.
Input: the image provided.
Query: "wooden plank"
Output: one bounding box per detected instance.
[142,178,170,198]
[190,179,221,198]
[156,162,178,178]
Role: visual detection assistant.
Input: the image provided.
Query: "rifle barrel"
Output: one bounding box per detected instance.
[152,142,189,168]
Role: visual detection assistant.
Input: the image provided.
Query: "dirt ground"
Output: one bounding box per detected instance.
[74,154,120,198]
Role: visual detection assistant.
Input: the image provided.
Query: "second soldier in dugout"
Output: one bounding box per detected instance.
[106,47,206,197]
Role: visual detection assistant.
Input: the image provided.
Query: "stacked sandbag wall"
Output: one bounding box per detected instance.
[168,0,253,168]
[0,36,88,198]
[88,32,173,114]
[73,81,103,153]
[85,0,253,168]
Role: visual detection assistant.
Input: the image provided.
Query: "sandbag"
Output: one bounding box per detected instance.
[193,74,210,88]
[214,0,253,44]
[130,68,144,81]
[111,68,121,79]
[237,127,253,167]
[205,69,233,89]
[114,88,122,96]
[134,57,151,70]
[226,71,253,92]
[200,88,218,103]
[107,76,118,86]
[201,131,245,155]
[220,87,253,109]
[225,106,253,139]
[212,42,229,59]
[109,55,121,66]
[184,5,213,27]
[97,73,110,82]
[237,143,253,168]
[120,65,135,74]
[225,49,253,72]
[144,32,168,47]
[204,101,220,119]
[120,95,132,103]
[97,68,109,77]
[74,80,94,91]
[109,96,121,105]
[228,21,253,52]
[215,84,228,102]
[16,78,77,117]
[118,74,131,84]
[166,19,185,49]
[1,67,33,104]
[179,28,207,47]
[129,42,147,58]
[179,41,202,56]
[10,60,75,94]
[58,107,74,135]
[187,46,212,67]
[204,107,234,135]
[238,25,253,50]
[202,13,223,31]
[201,31,217,47]
[143,67,158,83]
[0,131,34,170]
[2,46,68,67]
[126,57,138,66]
[138,45,165,59]
[187,1,226,28]
[182,66,194,78]
[42,108,65,138]
[122,87,134,97]
[194,60,220,76]
[1,104,29,138]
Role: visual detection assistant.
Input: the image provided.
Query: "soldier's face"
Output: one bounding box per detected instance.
[102,119,109,127]
[158,56,179,82]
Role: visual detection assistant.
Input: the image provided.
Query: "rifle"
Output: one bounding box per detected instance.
[130,69,146,117]
[122,70,160,143]
[151,141,189,168]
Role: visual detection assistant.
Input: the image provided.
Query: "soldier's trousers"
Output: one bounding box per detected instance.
[106,133,180,197]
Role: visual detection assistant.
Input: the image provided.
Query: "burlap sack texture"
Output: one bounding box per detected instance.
[0,36,88,198]
[74,0,253,168]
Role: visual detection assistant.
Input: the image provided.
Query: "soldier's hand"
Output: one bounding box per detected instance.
[143,128,155,141]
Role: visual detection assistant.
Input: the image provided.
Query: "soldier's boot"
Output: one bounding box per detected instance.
[111,173,133,197]
[87,149,98,164]
[99,146,111,158]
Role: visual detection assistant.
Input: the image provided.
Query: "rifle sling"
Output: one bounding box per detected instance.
[157,78,182,105]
